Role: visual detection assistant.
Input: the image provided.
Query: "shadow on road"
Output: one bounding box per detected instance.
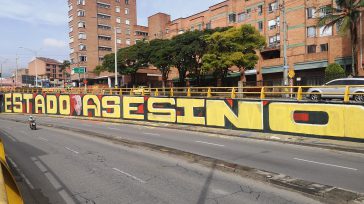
[197,161,217,204]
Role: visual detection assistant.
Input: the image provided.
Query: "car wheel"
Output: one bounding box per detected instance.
[354,92,364,102]
[309,92,321,101]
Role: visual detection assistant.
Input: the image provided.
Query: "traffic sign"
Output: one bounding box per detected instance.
[73,67,86,74]
[288,69,295,78]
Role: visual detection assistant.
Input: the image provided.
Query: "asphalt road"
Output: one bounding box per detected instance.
[0,118,322,204]
[3,115,362,193]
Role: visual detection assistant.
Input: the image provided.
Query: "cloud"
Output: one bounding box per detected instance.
[43,38,66,48]
[0,0,67,25]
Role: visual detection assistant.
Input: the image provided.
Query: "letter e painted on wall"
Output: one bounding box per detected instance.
[12,93,23,113]
[123,96,144,120]
[4,93,12,113]
[147,97,176,123]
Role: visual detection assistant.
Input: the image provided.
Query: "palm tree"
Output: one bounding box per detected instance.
[317,0,364,76]
[60,60,71,87]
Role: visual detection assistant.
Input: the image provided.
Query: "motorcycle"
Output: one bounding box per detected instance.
[29,121,36,130]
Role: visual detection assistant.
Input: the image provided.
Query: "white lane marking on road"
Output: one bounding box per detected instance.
[7,157,34,189]
[108,127,120,130]
[34,161,48,173]
[143,132,161,136]
[65,147,79,154]
[112,168,146,183]
[293,158,358,171]
[37,137,48,142]
[195,141,225,147]
[59,190,76,204]
[45,172,62,190]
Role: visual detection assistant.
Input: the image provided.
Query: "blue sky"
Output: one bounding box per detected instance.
[0,0,222,76]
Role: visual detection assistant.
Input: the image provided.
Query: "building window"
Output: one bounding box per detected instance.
[125,8,129,15]
[319,6,330,18]
[77,10,85,17]
[197,24,202,31]
[190,26,194,31]
[125,0,129,5]
[246,9,251,18]
[98,24,111,30]
[166,28,169,34]
[69,26,73,32]
[78,32,86,40]
[98,35,112,41]
[319,26,332,36]
[238,13,246,22]
[116,27,121,33]
[99,46,112,51]
[228,13,236,23]
[78,21,86,28]
[116,6,120,13]
[69,4,73,11]
[268,1,278,13]
[307,7,316,19]
[79,44,87,51]
[307,45,316,53]
[307,26,316,37]
[97,2,111,9]
[125,19,130,25]
[97,13,111,19]
[268,18,279,30]
[258,21,263,32]
[70,48,74,53]
[79,56,87,62]
[77,0,85,5]
[126,28,131,35]
[258,5,263,16]
[69,15,73,22]
[126,39,131,45]
[116,17,121,23]
[70,37,74,43]
[269,34,280,47]
[206,22,212,29]
[320,43,328,52]
[116,39,122,44]
[178,29,184,34]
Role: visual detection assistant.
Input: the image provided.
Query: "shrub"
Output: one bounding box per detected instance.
[325,63,346,82]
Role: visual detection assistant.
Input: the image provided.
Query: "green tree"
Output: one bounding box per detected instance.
[101,40,149,85]
[60,60,71,87]
[148,39,173,88]
[317,0,364,76]
[325,63,346,82]
[202,25,265,86]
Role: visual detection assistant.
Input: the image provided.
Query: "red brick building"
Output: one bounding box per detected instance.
[145,0,364,86]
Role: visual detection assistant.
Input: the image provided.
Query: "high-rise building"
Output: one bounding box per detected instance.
[146,0,364,86]
[68,0,137,81]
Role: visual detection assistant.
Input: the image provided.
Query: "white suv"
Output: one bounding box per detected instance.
[307,78,364,102]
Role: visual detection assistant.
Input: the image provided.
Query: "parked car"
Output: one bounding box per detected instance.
[307,78,364,102]
[132,86,151,95]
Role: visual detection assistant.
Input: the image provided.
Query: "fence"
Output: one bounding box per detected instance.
[1,85,364,102]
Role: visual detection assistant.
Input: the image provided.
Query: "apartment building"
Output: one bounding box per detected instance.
[28,57,63,86]
[68,0,137,81]
[146,0,364,86]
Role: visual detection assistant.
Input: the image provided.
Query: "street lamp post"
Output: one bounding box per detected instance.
[0,58,8,88]
[114,27,118,88]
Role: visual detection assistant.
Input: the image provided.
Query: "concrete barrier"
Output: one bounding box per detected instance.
[0,139,23,204]
[1,93,364,140]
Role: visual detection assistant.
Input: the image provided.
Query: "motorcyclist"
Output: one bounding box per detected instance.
[28,116,36,129]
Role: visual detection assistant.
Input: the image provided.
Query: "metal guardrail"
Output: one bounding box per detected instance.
[1,85,364,103]
[0,139,23,204]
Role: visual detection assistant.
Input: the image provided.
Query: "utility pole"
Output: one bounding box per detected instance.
[0,58,8,88]
[282,0,289,86]
[15,54,18,87]
[360,12,363,72]
[114,27,118,88]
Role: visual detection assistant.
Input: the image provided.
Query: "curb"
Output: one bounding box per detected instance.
[3,117,364,204]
